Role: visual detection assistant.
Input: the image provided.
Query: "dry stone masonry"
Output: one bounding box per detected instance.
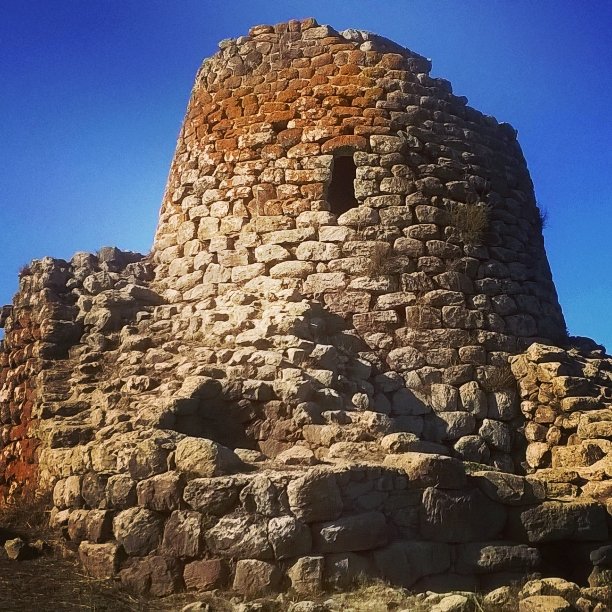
[1,19,611,603]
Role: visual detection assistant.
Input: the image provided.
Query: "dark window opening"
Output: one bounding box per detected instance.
[328,156,357,215]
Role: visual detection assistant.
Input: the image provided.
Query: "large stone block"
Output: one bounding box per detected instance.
[119,555,182,597]
[85,509,113,543]
[473,471,545,506]
[136,471,184,512]
[239,473,288,517]
[162,510,204,558]
[80,472,109,509]
[112,507,164,556]
[287,556,324,595]
[78,541,120,578]
[313,511,387,553]
[183,558,228,591]
[105,474,137,509]
[420,487,506,543]
[509,501,608,543]
[479,419,513,452]
[324,552,375,591]
[268,515,312,560]
[174,437,244,477]
[454,542,541,575]
[287,468,343,522]
[383,452,466,489]
[232,559,281,597]
[206,514,272,559]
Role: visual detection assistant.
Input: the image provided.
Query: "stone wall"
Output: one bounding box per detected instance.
[2,251,609,598]
[511,341,612,496]
[0,258,80,500]
[61,454,609,597]
[0,250,154,500]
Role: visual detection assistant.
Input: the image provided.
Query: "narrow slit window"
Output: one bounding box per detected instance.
[328,155,357,215]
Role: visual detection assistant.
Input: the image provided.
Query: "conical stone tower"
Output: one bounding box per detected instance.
[151,18,566,471]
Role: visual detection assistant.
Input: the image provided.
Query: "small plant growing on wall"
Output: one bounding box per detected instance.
[480,364,516,392]
[536,202,549,231]
[18,264,32,278]
[449,201,491,245]
[366,242,396,276]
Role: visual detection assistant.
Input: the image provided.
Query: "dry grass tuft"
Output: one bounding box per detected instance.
[366,243,393,277]
[331,580,421,612]
[450,202,491,245]
[480,365,516,392]
[0,491,52,539]
[18,264,32,279]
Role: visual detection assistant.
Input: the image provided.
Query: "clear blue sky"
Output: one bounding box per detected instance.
[1,1,611,350]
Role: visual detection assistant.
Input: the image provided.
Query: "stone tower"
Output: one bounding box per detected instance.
[3,19,610,599]
[151,18,566,470]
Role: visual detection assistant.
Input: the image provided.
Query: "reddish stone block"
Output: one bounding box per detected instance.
[183,558,228,591]
[321,135,367,154]
[119,555,183,597]
[233,559,281,597]
[79,541,120,578]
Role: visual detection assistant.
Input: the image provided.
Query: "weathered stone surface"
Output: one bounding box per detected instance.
[183,558,228,591]
[287,556,324,595]
[276,446,318,466]
[383,453,466,489]
[455,542,540,574]
[287,468,343,522]
[4,537,30,561]
[232,559,281,597]
[137,471,184,512]
[206,514,272,559]
[488,390,519,421]
[106,474,137,509]
[473,471,545,506]
[324,552,374,589]
[479,419,513,452]
[483,586,516,610]
[162,510,204,558]
[179,376,222,399]
[174,437,244,477]
[78,541,120,578]
[459,381,487,418]
[590,544,612,567]
[420,487,506,542]
[239,474,286,517]
[519,595,572,612]
[519,577,581,601]
[84,509,113,543]
[454,435,490,463]
[313,511,387,553]
[268,516,312,560]
[80,472,109,509]
[373,541,451,588]
[430,384,459,412]
[113,507,164,556]
[182,477,239,518]
[430,595,472,612]
[119,555,182,597]
[67,509,90,542]
[510,501,608,543]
